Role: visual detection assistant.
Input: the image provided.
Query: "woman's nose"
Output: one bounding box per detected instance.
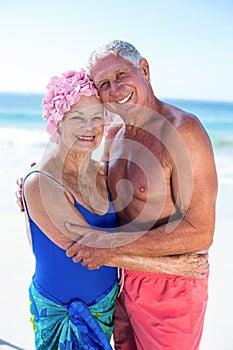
[81,119,93,131]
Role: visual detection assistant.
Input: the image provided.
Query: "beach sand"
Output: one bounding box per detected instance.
[0,182,233,349]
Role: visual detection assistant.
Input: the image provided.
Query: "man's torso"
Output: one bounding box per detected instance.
[107,117,180,231]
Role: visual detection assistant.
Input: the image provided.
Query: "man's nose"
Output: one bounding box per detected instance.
[109,81,121,95]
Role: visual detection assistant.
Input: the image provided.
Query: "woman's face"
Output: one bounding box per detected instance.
[58,95,105,152]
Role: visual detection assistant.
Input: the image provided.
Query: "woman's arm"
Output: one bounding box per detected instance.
[23,171,89,249]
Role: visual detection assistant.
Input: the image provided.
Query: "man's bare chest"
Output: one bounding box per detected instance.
[108,144,170,203]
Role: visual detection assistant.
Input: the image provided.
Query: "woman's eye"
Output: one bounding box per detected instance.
[72,116,82,121]
[93,116,104,122]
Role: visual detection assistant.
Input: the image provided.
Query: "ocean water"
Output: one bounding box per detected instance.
[0,92,233,211]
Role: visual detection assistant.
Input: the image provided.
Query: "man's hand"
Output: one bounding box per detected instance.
[65,227,114,269]
[66,242,110,270]
[16,162,37,212]
[156,252,209,279]
[16,178,24,212]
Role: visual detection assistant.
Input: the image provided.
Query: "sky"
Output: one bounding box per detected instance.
[0,0,233,102]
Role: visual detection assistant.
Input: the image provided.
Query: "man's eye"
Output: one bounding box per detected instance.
[117,72,126,79]
[100,81,109,89]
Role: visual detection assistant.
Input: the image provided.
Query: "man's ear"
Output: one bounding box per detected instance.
[139,59,150,82]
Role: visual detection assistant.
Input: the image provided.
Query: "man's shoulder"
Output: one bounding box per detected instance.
[160,101,203,132]
[156,101,210,152]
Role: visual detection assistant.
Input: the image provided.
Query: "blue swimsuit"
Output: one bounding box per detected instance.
[23,170,118,349]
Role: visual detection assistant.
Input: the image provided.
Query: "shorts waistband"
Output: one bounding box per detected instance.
[122,268,193,280]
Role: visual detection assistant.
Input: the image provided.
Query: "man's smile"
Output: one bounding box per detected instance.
[116,92,133,104]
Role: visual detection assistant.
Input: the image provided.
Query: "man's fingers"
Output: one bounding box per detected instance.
[71,249,89,263]
[18,200,25,212]
[16,178,25,211]
[15,189,22,200]
[86,263,100,270]
[16,177,23,188]
[66,243,81,257]
[194,254,209,279]
[15,189,25,212]
[67,246,102,270]
[65,223,73,231]
[72,254,83,263]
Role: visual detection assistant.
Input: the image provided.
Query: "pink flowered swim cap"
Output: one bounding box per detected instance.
[41,69,113,143]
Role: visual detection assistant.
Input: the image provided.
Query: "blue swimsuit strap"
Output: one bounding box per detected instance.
[22,167,112,217]
[22,170,64,218]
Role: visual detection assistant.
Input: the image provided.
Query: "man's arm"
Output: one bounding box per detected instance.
[66,115,217,274]
[107,115,217,257]
[65,232,209,278]
[130,115,217,256]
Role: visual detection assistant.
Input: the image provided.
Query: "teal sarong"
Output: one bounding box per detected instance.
[29,279,118,350]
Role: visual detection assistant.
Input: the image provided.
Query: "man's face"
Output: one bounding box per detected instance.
[90,54,150,120]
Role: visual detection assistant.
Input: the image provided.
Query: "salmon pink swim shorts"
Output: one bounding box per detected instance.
[114,269,208,350]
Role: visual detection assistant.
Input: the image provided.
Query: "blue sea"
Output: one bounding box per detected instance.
[0,92,233,211]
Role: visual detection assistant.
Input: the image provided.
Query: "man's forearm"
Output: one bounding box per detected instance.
[67,213,214,257]
[66,219,212,278]
[115,217,214,257]
[106,252,209,279]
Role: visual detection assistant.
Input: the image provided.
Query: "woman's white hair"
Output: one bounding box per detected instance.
[86,40,143,78]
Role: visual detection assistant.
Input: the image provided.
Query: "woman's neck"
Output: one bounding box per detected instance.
[51,146,93,186]
[42,144,108,214]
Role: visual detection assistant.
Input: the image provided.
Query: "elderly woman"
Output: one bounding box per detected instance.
[22,69,117,350]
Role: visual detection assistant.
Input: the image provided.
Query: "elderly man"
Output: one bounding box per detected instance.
[66,40,217,350]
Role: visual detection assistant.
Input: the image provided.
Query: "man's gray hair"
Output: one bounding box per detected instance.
[86,40,143,78]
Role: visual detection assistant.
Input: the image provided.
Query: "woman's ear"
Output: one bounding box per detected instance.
[57,124,61,136]
[139,59,150,82]
[57,120,63,136]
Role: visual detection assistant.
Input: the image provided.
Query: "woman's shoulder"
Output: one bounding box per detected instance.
[23,165,41,192]
[23,162,61,202]
[23,168,42,213]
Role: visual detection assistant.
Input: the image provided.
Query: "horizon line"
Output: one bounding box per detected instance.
[0,90,232,104]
